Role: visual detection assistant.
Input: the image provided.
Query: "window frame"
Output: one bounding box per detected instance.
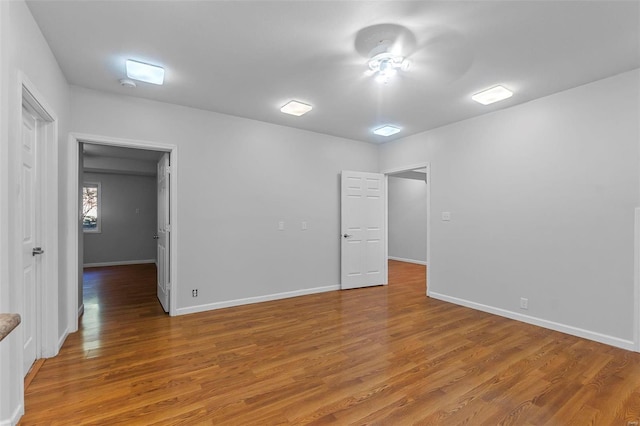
[82,181,102,233]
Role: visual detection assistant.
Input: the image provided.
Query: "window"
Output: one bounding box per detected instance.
[82,182,101,233]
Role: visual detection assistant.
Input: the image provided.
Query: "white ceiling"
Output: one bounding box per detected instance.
[27,1,640,144]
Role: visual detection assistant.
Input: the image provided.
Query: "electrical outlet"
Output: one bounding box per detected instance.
[520,297,528,310]
[192,289,198,297]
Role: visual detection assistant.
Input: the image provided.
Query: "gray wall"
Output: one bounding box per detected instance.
[380,69,640,347]
[388,176,427,263]
[83,172,157,265]
[70,86,379,312]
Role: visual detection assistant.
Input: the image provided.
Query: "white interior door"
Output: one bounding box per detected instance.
[156,153,170,312]
[341,171,387,289]
[21,105,40,375]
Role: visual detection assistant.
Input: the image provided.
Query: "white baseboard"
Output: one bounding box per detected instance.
[429,291,636,352]
[176,285,341,316]
[83,259,156,268]
[0,403,24,426]
[388,256,427,266]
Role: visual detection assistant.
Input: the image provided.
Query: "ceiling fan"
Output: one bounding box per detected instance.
[354,22,473,86]
[356,24,416,84]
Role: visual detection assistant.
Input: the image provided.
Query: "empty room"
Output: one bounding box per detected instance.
[1,1,640,424]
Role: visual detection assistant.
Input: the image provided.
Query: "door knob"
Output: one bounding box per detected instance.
[343,234,352,239]
[32,247,44,256]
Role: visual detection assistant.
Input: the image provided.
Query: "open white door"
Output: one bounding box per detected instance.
[21,105,40,375]
[156,153,170,312]
[340,171,387,289]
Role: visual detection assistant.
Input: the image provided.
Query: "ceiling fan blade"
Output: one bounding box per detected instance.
[408,26,474,85]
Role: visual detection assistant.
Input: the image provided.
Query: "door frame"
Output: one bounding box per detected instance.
[18,73,59,358]
[382,162,431,296]
[66,133,179,331]
[634,208,640,351]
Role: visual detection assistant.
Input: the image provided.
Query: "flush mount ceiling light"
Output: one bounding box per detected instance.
[125,59,165,85]
[373,125,401,137]
[280,100,313,116]
[472,85,513,105]
[367,51,410,84]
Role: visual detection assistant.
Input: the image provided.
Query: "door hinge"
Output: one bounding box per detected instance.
[166,166,171,174]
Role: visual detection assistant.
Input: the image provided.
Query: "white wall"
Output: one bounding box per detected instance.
[83,172,157,266]
[380,69,640,349]
[0,1,70,423]
[388,176,427,263]
[70,86,379,313]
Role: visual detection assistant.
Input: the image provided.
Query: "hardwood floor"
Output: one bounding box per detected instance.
[20,261,640,425]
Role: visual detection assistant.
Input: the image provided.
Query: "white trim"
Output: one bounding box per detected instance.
[77,304,84,317]
[384,175,389,285]
[425,164,431,297]
[19,73,59,360]
[177,285,340,316]
[388,256,427,266]
[430,291,636,352]
[0,403,23,426]
[83,259,156,268]
[382,162,430,296]
[634,208,640,352]
[382,163,430,175]
[68,133,179,324]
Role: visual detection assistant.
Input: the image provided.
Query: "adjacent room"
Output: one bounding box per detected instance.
[1,1,639,424]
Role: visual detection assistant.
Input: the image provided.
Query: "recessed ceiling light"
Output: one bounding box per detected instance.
[280,100,313,116]
[373,125,401,137]
[126,60,165,85]
[472,85,513,105]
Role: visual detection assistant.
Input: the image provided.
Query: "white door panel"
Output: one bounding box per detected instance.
[157,153,170,312]
[21,106,39,375]
[341,171,387,289]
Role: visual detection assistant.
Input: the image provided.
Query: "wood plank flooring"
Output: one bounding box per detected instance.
[20,261,640,425]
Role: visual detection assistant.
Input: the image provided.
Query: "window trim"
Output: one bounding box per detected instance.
[82,181,102,233]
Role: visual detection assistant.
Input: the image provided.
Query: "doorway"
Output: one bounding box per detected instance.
[80,143,166,314]
[67,134,178,335]
[384,163,430,295]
